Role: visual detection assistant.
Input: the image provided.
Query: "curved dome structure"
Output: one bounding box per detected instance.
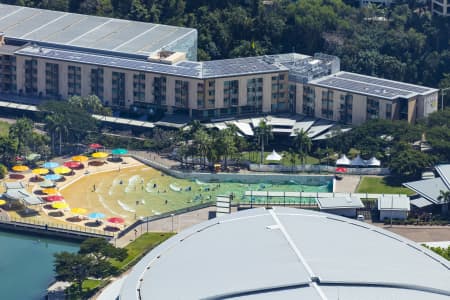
[118,207,450,300]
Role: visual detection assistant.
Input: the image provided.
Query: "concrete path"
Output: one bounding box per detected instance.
[334,175,361,193]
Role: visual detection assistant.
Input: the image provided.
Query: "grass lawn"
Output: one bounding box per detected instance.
[110,232,175,270]
[82,279,103,291]
[357,177,415,196]
[242,151,319,166]
[0,120,10,136]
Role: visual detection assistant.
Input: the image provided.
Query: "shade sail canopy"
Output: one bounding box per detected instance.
[351,155,366,166]
[64,161,81,169]
[39,180,55,188]
[72,155,89,162]
[336,154,351,166]
[366,157,381,167]
[266,150,282,161]
[32,168,49,175]
[112,148,128,155]
[107,217,125,224]
[89,143,103,149]
[335,167,348,173]
[89,212,106,219]
[45,174,62,181]
[12,165,29,172]
[52,202,68,209]
[53,166,72,174]
[42,162,59,169]
[45,195,64,202]
[71,208,87,215]
[92,152,109,159]
[42,188,58,195]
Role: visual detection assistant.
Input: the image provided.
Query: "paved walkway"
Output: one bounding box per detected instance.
[334,175,361,193]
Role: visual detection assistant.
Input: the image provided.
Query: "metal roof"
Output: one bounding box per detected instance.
[377,195,411,211]
[403,177,449,205]
[0,4,195,58]
[410,197,434,208]
[317,196,364,209]
[435,164,450,190]
[119,207,450,300]
[309,71,437,100]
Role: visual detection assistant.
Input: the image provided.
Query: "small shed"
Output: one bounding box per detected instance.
[378,195,410,221]
[316,196,364,218]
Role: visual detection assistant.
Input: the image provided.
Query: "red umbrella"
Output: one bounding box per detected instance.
[89,143,103,149]
[107,217,125,224]
[335,167,348,173]
[45,195,64,202]
[64,161,81,169]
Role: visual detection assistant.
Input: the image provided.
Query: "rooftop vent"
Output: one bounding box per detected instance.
[148,50,186,65]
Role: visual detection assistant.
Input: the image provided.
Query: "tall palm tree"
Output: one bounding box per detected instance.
[194,128,212,168]
[293,128,312,164]
[437,190,450,216]
[284,149,297,173]
[254,119,273,164]
[45,113,68,155]
[8,118,33,156]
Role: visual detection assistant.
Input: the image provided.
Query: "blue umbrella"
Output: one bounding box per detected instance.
[42,162,59,169]
[88,212,105,219]
[45,174,62,181]
[111,148,128,155]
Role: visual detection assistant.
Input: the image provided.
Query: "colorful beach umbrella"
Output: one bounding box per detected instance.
[71,208,87,215]
[72,155,89,162]
[45,195,64,202]
[42,162,59,169]
[32,168,49,175]
[107,217,125,224]
[92,152,108,159]
[12,165,29,172]
[42,188,58,195]
[88,212,105,219]
[0,200,6,206]
[53,166,72,174]
[52,202,68,209]
[111,148,128,155]
[64,161,81,169]
[39,180,55,188]
[45,174,62,181]
[335,167,348,173]
[89,143,103,149]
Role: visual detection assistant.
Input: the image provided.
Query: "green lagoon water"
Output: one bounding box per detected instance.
[0,231,79,300]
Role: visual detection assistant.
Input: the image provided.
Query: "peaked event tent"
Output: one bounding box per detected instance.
[351,155,366,166]
[266,150,282,161]
[365,157,381,167]
[336,155,351,166]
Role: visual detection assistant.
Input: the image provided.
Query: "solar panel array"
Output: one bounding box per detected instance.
[0,4,195,57]
[338,72,434,94]
[314,76,415,99]
[202,57,286,78]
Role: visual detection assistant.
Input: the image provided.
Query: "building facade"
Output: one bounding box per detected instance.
[0,4,439,123]
[432,0,450,16]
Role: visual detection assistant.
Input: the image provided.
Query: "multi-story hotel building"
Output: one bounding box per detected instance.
[0,4,438,124]
[432,0,450,16]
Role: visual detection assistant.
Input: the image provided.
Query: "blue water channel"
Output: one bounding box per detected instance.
[0,230,79,299]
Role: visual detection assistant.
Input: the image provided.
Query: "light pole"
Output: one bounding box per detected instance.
[171,213,175,232]
[440,87,450,111]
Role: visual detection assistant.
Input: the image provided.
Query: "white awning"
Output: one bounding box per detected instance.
[351,155,366,166]
[336,154,351,166]
[365,157,381,167]
[266,150,282,161]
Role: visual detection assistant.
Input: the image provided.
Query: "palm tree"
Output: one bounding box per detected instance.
[437,190,450,216]
[254,119,273,164]
[284,149,297,173]
[293,128,312,164]
[45,113,68,155]
[8,118,33,156]
[194,129,212,168]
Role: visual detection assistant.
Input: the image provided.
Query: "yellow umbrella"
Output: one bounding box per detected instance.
[53,166,72,174]
[32,168,49,175]
[71,208,87,215]
[12,165,29,172]
[72,155,89,162]
[42,188,58,195]
[0,200,6,205]
[92,152,108,159]
[52,202,68,209]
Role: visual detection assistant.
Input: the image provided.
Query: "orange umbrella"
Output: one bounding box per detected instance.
[72,155,88,162]
[32,168,49,175]
[92,152,108,159]
[42,188,58,195]
[12,165,29,172]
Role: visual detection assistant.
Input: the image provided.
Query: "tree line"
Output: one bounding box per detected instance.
[1,0,449,102]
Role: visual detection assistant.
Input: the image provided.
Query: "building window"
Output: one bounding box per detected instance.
[339,94,353,124]
[175,80,189,107]
[321,90,334,119]
[367,98,380,119]
[153,76,166,105]
[247,77,263,113]
[90,68,104,100]
[68,65,81,96]
[224,80,238,107]
[112,72,125,107]
[0,55,17,93]
[133,73,146,102]
[302,85,315,116]
[45,63,59,97]
[386,103,392,119]
[24,59,38,95]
